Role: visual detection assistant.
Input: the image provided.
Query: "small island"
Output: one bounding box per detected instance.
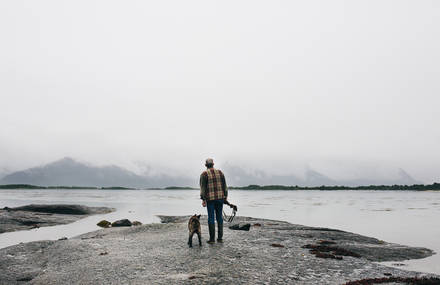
[0,204,115,233]
[230,182,440,191]
[1,183,440,191]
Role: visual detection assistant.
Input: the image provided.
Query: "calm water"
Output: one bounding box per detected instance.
[0,189,439,275]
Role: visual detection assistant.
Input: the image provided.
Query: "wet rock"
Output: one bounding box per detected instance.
[111,219,132,227]
[229,223,251,231]
[8,204,111,215]
[302,243,361,259]
[0,204,115,233]
[58,237,68,241]
[271,243,285,248]
[344,276,440,285]
[97,220,112,228]
[132,221,142,226]
[0,216,437,285]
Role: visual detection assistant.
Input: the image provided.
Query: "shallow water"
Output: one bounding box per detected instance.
[0,189,439,274]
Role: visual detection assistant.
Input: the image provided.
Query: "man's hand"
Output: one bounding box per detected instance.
[202,200,206,207]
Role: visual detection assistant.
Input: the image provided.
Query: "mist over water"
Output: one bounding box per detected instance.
[1,1,440,183]
[0,189,439,275]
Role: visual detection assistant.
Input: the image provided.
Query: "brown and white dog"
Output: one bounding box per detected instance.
[188,214,202,247]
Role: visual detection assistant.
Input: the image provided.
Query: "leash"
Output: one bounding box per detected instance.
[223,200,238,223]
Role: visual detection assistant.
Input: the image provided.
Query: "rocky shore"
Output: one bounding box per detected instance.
[0,204,114,233]
[0,215,438,284]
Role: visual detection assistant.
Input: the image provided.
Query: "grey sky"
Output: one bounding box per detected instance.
[1,1,439,182]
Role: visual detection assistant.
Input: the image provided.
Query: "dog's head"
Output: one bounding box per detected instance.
[189,214,201,229]
[192,214,201,220]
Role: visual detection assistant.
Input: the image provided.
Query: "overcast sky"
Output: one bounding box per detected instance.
[1,1,439,182]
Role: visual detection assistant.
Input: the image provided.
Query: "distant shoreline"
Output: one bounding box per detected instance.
[1,183,439,191]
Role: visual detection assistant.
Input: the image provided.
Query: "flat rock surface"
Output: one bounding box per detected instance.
[0,216,437,284]
[0,204,114,233]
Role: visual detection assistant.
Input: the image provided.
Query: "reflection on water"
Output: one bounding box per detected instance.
[0,189,439,274]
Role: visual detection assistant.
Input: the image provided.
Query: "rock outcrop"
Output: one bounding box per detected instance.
[0,215,437,284]
[7,204,111,215]
[0,204,114,233]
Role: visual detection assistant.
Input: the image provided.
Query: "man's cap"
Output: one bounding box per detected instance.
[205,158,214,165]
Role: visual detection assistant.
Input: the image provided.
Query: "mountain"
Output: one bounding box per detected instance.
[0,170,7,180]
[222,164,421,187]
[340,168,421,187]
[304,169,337,186]
[0,158,194,188]
[396,168,420,185]
[222,164,336,187]
[0,158,422,188]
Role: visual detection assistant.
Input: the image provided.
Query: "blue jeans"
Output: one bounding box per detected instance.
[207,199,223,225]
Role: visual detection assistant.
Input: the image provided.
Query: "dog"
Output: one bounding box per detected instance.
[188,214,202,247]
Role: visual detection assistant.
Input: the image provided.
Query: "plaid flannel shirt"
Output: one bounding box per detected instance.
[200,168,227,201]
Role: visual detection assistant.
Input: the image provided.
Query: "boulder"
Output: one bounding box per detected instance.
[111,219,132,227]
[229,223,251,231]
[97,220,112,228]
[132,221,142,226]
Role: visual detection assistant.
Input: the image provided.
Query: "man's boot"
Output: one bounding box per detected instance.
[217,223,223,243]
[206,223,215,244]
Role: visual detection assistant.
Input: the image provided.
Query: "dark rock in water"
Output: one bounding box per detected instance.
[229,223,251,231]
[97,220,112,228]
[132,221,142,226]
[112,219,132,227]
[271,243,285,248]
[0,204,114,234]
[9,204,102,215]
[58,237,68,241]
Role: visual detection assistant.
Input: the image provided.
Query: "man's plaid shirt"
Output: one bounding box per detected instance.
[200,168,228,201]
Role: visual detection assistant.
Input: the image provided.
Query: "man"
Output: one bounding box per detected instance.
[200,158,228,244]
